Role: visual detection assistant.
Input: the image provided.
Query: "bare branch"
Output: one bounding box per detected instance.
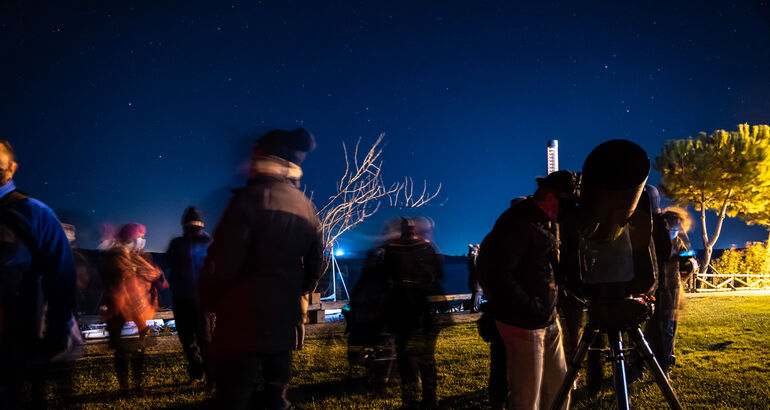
[315,133,442,289]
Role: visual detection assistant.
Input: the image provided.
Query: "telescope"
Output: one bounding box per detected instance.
[552,140,682,410]
[575,139,658,299]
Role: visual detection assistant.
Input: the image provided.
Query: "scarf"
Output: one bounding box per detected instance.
[250,155,303,181]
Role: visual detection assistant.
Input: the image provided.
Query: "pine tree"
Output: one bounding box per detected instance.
[654,124,770,275]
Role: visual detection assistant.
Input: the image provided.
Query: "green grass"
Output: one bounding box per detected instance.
[36,294,770,408]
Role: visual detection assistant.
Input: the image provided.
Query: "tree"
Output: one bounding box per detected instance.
[316,134,441,277]
[654,124,770,275]
[735,125,770,240]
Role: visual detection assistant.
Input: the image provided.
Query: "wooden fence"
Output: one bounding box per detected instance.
[691,266,770,292]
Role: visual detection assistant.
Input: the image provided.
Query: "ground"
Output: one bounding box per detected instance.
[33,293,770,409]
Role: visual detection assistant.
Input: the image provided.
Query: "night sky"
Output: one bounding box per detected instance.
[2,1,769,254]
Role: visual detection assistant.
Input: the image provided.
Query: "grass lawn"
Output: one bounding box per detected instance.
[43,294,770,408]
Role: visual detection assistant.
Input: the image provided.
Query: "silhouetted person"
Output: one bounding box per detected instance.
[477,299,508,410]
[467,243,481,313]
[477,172,576,410]
[61,223,91,315]
[383,217,443,409]
[100,223,162,390]
[480,196,526,409]
[200,128,323,410]
[345,246,395,387]
[166,206,212,384]
[0,139,77,408]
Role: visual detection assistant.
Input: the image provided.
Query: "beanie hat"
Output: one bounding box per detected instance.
[536,170,579,198]
[182,206,204,227]
[117,223,146,243]
[254,128,316,165]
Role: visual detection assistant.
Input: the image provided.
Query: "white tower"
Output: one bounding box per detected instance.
[547,140,559,174]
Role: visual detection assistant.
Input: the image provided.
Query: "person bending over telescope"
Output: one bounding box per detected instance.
[477,170,578,410]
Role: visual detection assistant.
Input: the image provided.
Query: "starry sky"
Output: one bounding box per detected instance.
[1,1,769,254]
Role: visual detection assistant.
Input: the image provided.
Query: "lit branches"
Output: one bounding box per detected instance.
[317,134,442,260]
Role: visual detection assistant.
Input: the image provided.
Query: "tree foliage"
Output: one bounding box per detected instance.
[654,124,770,274]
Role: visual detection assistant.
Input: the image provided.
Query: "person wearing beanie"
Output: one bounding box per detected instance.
[99,222,162,390]
[248,127,316,187]
[200,128,323,409]
[382,217,444,409]
[476,172,580,410]
[165,206,213,385]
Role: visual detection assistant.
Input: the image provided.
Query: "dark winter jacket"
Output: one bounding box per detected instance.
[477,198,560,329]
[383,235,443,333]
[0,186,76,364]
[166,228,212,303]
[200,168,323,355]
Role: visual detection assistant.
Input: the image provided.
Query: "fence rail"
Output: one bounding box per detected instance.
[692,266,770,292]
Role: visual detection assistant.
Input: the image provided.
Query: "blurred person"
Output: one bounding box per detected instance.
[344,235,394,389]
[199,128,323,410]
[97,222,117,250]
[62,223,91,315]
[383,217,444,409]
[467,243,481,313]
[0,139,77,408]
[165,206,212,384]
[476,172,576,410]
[99,223,162,390]
[296,294,309,351]
[645,202,694,378]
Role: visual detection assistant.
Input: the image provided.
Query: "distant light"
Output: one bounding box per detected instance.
[335,248,345,257]
[680,250,695,257]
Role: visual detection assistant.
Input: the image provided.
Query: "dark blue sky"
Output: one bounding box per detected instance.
[1,1,769,254]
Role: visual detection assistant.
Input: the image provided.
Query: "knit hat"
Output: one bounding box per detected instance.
[536,170,579,198]
[116,223,146,243]
[182,206,204,227]
[254,128,316,165]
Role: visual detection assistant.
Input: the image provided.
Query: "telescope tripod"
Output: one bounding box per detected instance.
[551,320,682,410]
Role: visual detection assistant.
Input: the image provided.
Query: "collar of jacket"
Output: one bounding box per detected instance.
[250,155,303,181]
[524,198,556,231]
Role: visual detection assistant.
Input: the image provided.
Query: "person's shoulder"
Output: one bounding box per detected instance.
[5,195,62,227]
[493,200,532,230]
[168,236,185,247]
[10,195,51,214]
[190,230,212,244]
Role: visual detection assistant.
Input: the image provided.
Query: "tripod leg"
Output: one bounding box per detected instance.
[607,331,630,410]
[629,327,683,410]
[550,324,599,410]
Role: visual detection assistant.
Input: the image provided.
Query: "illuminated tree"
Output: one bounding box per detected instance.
[654,124,770,274]
[316,134,441,276]
[735,125,770,240]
